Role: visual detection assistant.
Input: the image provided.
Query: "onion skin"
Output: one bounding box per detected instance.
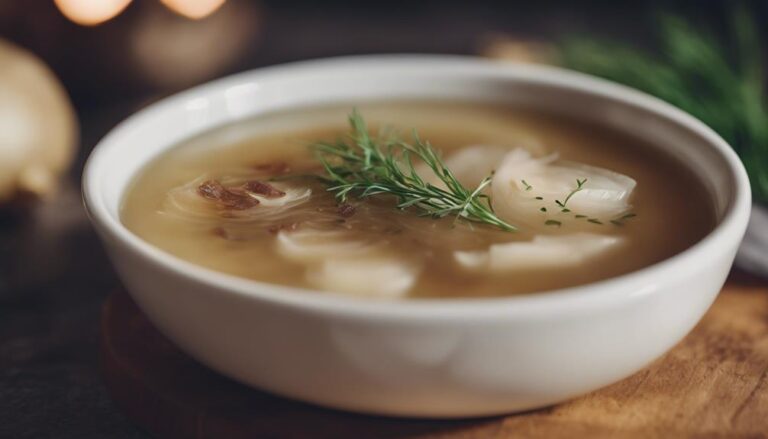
[0,39,78,205]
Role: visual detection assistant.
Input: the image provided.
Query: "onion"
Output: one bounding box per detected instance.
[492,148,636,230]
[0,39,77,204]
[161,175,312,223]
[455,233,624,272]
[275,229,376,264]
[441,144,510,189]
[307,257,420,298]
[276,227,419,297]
[417,144,533,191]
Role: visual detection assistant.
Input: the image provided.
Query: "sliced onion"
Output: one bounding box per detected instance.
[492,148,636,230]
[249,185,311,207]
[276,226,419,297]
[455,233,624,272]
[416,144,532,192]
[275,229,377,264]
[441,144,510,189]
[161,176,312,223]
[307,256,420,298]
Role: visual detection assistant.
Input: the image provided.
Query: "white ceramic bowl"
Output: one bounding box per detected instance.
[83,55,751,418]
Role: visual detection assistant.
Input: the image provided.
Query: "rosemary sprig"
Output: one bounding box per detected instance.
[312,110,516,232]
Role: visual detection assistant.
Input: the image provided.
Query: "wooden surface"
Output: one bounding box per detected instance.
[101,272,768,439]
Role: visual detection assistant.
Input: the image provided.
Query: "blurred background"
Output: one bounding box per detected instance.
[0,1,765,437]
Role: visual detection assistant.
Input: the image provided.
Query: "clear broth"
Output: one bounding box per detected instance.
[121,102,716,298]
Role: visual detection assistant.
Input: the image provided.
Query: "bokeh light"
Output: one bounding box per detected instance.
[53,0,133,26]
[160,0,226,19]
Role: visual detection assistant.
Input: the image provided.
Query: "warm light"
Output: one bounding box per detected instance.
[160,0,226,19]
[54,0,133,26]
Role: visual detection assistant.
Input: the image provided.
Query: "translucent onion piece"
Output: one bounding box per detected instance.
[492,148,636,229]
[307,257,420,298]
[417,144,522,191]
[250,185,311,207]
[276,227,418,297]
[276,229,377,264]
[455,233,624,272]
[441,144,510,189]
[161,176,311,223]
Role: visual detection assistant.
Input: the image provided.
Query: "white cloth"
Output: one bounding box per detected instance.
[735,203,768,277]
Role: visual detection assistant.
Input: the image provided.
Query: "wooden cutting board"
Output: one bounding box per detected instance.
[100,271,768,438]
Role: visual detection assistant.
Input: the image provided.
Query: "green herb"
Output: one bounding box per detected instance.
[575,214,588,219]
[545,219,562,227]
[555,178,588,208]
[540,207,547,212]
[588,218,603,225]
[521,180,533,191]
[561,208,571,213]
[560,3,768,202]
[535,196,544,200]
[610,212,638,226]
[313,110,516,232]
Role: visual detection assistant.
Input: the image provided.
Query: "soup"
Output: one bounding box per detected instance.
[121,102,716,299]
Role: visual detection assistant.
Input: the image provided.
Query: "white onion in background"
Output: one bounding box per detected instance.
[0,39,78,204]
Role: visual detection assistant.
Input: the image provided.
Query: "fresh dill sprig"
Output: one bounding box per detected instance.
[312,110,516,232]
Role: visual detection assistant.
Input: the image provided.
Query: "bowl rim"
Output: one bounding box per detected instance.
[83,54,752,318]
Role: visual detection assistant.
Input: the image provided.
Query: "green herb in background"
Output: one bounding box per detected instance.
[560,4,768,203]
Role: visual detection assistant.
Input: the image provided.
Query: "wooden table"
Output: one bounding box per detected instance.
[101,271,768,438]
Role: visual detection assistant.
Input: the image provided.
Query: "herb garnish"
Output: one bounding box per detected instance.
[609,212,638,227]
[521,180,533,191]
[561,3,768,202]
[312,112,639,232]
[313,110,516,232]
[555,178,587,208]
